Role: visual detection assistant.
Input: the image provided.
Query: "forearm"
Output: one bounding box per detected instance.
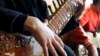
[78,25,98,56]
[0,7,27,33]
[78,26,98,56]
[63,25,98,56]
[85,43,98,56]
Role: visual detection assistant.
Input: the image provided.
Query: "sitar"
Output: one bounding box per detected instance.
[48,0,79,34]
[0,0,81,56]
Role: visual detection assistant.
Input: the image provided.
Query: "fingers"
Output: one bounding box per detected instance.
[53,39,67,56]
[48,40,58,56]
[55,35,64,47]
[42,44,48,56]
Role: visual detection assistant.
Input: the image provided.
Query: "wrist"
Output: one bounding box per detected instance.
[23,16,39,33]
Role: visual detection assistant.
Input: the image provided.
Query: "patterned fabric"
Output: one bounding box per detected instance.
[0,32,32,55]
[80,5,100,32]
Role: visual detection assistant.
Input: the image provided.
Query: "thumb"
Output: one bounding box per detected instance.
[44,19,48,25]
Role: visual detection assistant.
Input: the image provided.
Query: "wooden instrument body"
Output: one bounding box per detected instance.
[0,32,34,56]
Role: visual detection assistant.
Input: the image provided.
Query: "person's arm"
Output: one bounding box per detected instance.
[40,0,49,25]
[0,7,28,33]
[24,16,67,56]
[40,1,49,20]
[0,7,67,56]
[78,26,98,56]
[61,24,98,56]
[85,42,99,56]
[74,0,92,27]
[77,6,90,27]
[77,0,93,19]
[72,25,98,56]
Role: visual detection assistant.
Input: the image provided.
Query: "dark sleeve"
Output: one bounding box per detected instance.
[59,16,79,35]
[0,7,28,33]
[41,1,49,19]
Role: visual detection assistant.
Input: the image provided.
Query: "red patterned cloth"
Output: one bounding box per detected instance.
[67,26,93,47]
[80,5,100,32]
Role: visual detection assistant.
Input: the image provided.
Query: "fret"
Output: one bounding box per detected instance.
[61,7,69,21]
[51,17,61,32]
[59,9,67,22]
[48,21,56,32]
[65,2,73,14]
[48,16,62,33]
[56,12,66,29]
[51,20,58,31]
[50,21,57,32]
[57,13,64,24]
[53,15,62,30]
[62,5,72,22]
[48,0,80,34]
[53,18,60,29]
[57,11,65,24]
[54,15,62,28]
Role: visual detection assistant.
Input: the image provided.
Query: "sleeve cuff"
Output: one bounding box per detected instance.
[11,13,28,33]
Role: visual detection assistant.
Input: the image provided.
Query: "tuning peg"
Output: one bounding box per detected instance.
[60,0,64,4]
[64,0,67,2]
[48,5,54,15]
[56,0,61,7]
[52,1,58,11]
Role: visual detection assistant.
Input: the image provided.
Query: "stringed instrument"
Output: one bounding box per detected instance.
[48,0,79,34]
[0,0,81,56]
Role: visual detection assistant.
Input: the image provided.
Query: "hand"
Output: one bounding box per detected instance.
[74,0,93,18]
[74,0,85,17]
[24,16,67,56]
